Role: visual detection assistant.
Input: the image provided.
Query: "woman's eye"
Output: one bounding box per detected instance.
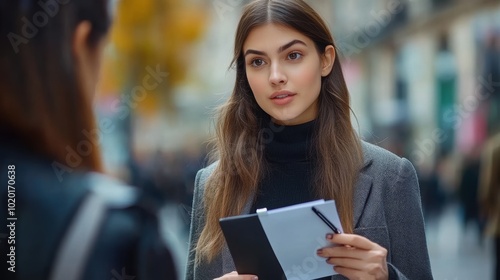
[288,52,302,60]
[250,59,265,67]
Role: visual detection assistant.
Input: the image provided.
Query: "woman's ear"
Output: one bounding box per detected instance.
[72,20,107,100]
[321,45,335,77]
[72,21,93,64]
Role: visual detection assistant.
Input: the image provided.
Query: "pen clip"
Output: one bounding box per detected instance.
[256,207,268,216]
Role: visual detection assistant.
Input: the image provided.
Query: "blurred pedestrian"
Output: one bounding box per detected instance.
[458,151,484,242]
[482,32,500,135]
[0,0,177,279]
[479,132,500,280]
[418,161,445,222]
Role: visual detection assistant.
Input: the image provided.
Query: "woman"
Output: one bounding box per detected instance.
[186,0,433,279]
[0,1,176,279]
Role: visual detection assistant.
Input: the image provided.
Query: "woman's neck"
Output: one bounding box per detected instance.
[263,119,316,163]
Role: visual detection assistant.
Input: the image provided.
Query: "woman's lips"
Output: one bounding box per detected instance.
[270,90,296,105]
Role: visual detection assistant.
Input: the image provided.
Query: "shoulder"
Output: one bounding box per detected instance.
[361,141,407,169]
[190,161,219,213]
[361,141,417,186]
[194,161,218,191]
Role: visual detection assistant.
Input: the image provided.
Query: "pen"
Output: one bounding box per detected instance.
[312,206,341,234]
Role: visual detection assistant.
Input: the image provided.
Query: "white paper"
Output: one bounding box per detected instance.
[257,200,343,280]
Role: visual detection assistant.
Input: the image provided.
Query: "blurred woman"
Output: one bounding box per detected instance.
[0,1,177,279]
[186,0,433,279]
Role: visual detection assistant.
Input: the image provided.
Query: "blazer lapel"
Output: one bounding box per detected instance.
[353,169,373,228]
[353,147,373,228]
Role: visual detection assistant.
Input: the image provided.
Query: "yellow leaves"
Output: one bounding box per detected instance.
[115,0,155,26]
[163,7,207,43]
[99,0,208,110]
[110,0,155,54]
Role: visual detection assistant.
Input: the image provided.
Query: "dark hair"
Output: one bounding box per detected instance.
[0,0,111,171]
[196,0,363,263]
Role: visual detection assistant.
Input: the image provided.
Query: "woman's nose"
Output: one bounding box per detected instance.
[269,63,287,86]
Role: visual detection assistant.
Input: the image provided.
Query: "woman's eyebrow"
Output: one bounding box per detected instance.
[244,39,307,57]
[244,49,266,57]
[278,39,306,53]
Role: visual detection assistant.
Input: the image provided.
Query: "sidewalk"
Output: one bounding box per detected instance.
[426,203,494,280]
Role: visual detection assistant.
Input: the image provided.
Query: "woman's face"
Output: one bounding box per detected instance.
[243,23,333,126]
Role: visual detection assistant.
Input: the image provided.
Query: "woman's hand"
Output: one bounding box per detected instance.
[214,271,258,280]
[316,233,388,280]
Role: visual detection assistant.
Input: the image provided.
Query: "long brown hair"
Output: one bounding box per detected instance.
[196,0,363,264]
[0,0,111,173]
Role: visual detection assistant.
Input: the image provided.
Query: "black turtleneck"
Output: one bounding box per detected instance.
[251,120,319,213]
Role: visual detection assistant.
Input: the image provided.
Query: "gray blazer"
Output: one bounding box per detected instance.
[185,141,433,280]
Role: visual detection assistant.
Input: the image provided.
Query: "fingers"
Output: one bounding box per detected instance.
[327,233,377,250]
[317,244,364,259]
[238,276,258,280]
[214,271,258,280]
[318,233,388,261]
[318,237,387,261]
[318,234,389,280]
[326,257,366,270]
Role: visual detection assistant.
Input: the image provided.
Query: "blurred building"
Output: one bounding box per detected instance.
[320,0,500,174]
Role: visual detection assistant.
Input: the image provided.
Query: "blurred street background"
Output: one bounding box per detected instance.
[95,0,500,278]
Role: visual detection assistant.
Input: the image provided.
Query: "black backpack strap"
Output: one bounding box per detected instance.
[48,173,139,280]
